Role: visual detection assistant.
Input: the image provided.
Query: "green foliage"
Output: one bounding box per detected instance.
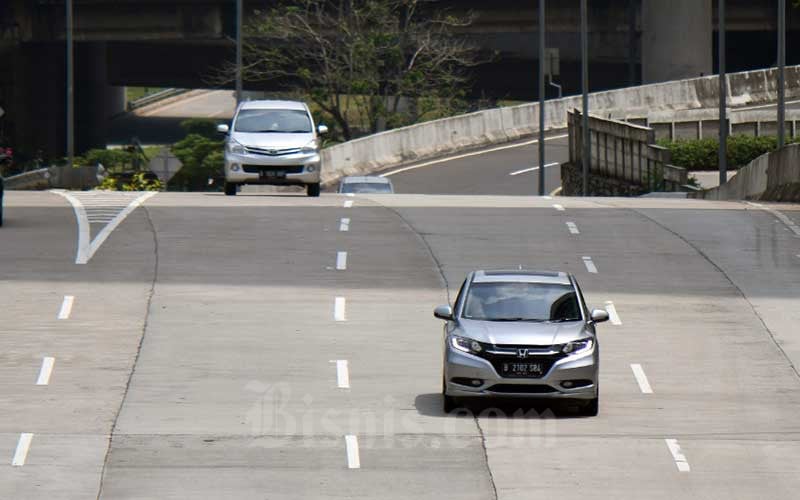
[97,176,120,191]
[122,172,163,191]
[169,134,224,190]
[658,136,799,170]
[84,148,136,171]
[180,118,222,140]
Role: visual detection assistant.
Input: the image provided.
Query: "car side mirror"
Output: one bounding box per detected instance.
[216,124,230,134]
[434,305,454,321]
[590,309,610,323]
[317,124,329,135]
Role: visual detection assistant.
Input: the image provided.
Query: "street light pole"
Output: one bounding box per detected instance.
[718,0,727,186]
[236,0,243,104]
[66,0,74,168]
[538,0,546,196]
[581,0,590,196]
[778,0,786,149]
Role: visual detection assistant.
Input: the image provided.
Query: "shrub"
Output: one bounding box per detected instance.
[659,135,799,170]
[84,148,136,171]
[180,118,222,140]
[169,134,224,190]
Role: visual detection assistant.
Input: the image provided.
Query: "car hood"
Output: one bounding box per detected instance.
[457,319,588,346]
[230,132,314,149]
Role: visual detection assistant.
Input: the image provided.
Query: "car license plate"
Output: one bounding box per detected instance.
[502,362,544,377]
[261,170,285,178]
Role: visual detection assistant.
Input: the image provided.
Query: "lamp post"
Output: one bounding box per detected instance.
[236,0,243,104]
[66,0,74,168]
[778,0,786,149]
[581,0,589,196]
[538,0,546,196]
[718,0,727,186]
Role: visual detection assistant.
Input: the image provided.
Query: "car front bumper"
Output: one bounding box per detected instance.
[444,346,598,399]
[224,151,321,185]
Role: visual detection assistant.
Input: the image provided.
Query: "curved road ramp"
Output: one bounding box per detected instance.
[2,189,800,499]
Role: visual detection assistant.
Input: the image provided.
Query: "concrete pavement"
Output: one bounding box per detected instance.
[1,190,799,499]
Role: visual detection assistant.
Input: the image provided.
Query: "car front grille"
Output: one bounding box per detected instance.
[242,165,304,175]
[477,345,567,379]
[245,146,301,156]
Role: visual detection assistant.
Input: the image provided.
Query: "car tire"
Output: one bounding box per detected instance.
[224,182,238,196]
[306,183,320,197]
[581,397,599,417]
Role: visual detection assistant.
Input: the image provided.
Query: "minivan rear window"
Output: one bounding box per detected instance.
[234,109,312,133]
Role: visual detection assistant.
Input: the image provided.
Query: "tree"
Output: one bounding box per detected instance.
[215,0,480,141]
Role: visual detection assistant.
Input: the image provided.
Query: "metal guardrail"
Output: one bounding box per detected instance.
[127,88,189,111]
[568,110,688,192]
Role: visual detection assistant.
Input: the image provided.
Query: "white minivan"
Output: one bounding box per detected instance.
[217,100,328,196]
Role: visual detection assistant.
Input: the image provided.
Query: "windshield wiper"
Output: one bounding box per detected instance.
[487,317,546,322]
[548,318,581,323]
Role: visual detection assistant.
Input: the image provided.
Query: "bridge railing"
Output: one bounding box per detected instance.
[568,110,688,192]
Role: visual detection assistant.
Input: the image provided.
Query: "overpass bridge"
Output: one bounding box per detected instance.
[1,0,799,159]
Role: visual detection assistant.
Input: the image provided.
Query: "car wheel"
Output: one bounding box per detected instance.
[306,183,320,197]
[442,376,457,413]
[224,182,237,196]
[581,397,599,417]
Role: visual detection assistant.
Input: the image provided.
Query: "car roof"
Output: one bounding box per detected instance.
[471,270,572,285]
[340,176,392,184]
[238,100,308,111]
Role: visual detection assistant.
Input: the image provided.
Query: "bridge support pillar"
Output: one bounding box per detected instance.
[642,0,712,84]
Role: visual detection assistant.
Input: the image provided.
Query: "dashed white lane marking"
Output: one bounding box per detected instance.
[508,162,559,176]
[336,251,348,271]
[345,435,360,469]
[334,360,350,389]
[339,218,351,232]
[334,297,347,322]
[566,222,580,234]
[747,202,800,237]
[604,301,622,325]
[12,433,33,466]
[630,364,653,394]
[344,200,354,208]
[582,256,598,274]
[58,295,75,319]
[553,204,565,211]
[665,439,691,472]
[380,134,569,177]
[52,190,157,264]
[36,357,56,386]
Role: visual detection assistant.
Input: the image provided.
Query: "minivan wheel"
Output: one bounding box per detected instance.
[306,182,320,197]
[224,182,238,196]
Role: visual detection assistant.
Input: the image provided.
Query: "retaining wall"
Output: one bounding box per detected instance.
[320,65,800,184]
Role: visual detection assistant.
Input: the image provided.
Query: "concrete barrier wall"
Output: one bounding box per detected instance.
[696,144,800,201]
[647,109,800,141]
[320,65,800,184]
[5,166,100,190]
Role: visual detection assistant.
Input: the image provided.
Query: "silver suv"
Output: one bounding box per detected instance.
[217,100,328,197]
[435,270,609,415]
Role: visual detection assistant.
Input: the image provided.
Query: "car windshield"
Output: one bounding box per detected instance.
[234,109,312,133]
[339,182,393,194]
[462,282,582,322]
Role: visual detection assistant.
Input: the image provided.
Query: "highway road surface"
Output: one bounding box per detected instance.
[2,189,800,499]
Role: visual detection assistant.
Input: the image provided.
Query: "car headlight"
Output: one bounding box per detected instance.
[451,335,484,355]
[562,338,594,355]
[300,141,319,155]
[227,140,245,155]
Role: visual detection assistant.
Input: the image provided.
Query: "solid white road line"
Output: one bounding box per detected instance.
[747,202,800,237]
[36,357,56,386]
[630,364,653,394]
[508,162,559,176]
[339,218,351,232]
[604,301,622,325]
[553,204,565,211]
[380,134,569,177]
[345,435,360,469]
[335,360,350,389]
[12,433,33,466]
[542,195,553,200]
[336,251,348,271]
[334,297,347,322]
[665,439,691,472]
[582,256,598,274]
[344,200,354,208]
[58,295,75,319]
[566,222,580,234]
